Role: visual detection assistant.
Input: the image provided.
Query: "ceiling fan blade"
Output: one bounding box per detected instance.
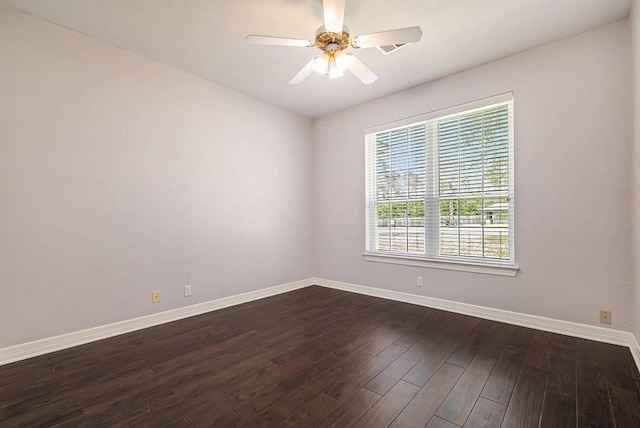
[347,54,377,85]
[323,0,346,33]
[246,35,312,47]
[353,26,423,49]
[289,58,317,85]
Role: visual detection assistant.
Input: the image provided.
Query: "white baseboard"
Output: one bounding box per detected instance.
[630,335,640,371]
[2,277,639,371]
[313,277,638,350]
[0,279,313,366]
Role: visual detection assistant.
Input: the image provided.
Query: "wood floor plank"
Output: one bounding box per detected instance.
[548,341,577,361]
[594,344,640,392]
[504,327,534,351]
[539,392,576,428]
[426,416,459,428]
[1,286,638,427]
[352,380,420,428]
[324,344,407,402]
[162,416,197,428]
[390,363,464,428]
[402,335,460,387]
[465,397,506,427]
[185,410,245,428]
[332,324,395,358]
[434,345,500,426]
[239,367,347,426]
[269,325,348,366]
[184,394,250,428]
[437,313,481,339]
[522,329,552,370]
[0,376,74,420]
[233,350,371,421]
[360,327,411,356]
[393,311,441,348]
[608,386,640,427]
[255,390,338,427]
[99,390,185,427]
[500,366,548,427]
[284,395,340,427]
[365,337,438,395]
[447,324,491,368]
[0,398,83,428]
[499,327,553,428]
[314,387,381,428]
[576,359,614,428]
[57,379,187,426]
[231,354,335,419]
[175,357,276,402]
[545,355,576,398]
[480,345,526,405]
[63,368,160,418]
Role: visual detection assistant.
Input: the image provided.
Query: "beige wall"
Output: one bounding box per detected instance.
[0,5,314,347]
[313,21,633,330]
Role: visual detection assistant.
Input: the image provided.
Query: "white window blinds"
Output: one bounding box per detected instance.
[365,93,514,263]
[373,125,427,253]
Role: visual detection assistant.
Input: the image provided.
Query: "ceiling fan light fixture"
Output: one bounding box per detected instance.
[335,52,352,71]
[313,55,329,74]
[329,56,344,79]
[247,0,422,85]
[314,51,350,79]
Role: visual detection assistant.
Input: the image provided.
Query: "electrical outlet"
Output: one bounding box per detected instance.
[152,291,161,303]
[600,310,611,324]
[184,284,192,297]
[417,276,423,287]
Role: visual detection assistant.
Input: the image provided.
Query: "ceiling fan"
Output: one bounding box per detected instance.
[246,0,423,85]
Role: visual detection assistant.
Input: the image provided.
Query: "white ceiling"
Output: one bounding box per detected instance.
[2,0,633,118]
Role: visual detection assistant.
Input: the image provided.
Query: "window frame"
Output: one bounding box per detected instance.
[364,93,518,276]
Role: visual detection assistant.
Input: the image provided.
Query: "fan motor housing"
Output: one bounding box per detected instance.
[315,26,350,52]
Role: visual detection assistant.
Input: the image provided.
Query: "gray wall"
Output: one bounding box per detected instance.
[312,21,633,331]
[0,5,314,347]
[632,0,640,342]
[1,3,637,349]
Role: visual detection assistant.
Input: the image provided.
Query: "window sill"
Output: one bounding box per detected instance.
[363,252,519,277]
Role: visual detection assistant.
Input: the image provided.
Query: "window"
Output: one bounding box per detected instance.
[365,94,515,274]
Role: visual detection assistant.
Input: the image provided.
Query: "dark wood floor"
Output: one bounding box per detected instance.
[2,286,640,427]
